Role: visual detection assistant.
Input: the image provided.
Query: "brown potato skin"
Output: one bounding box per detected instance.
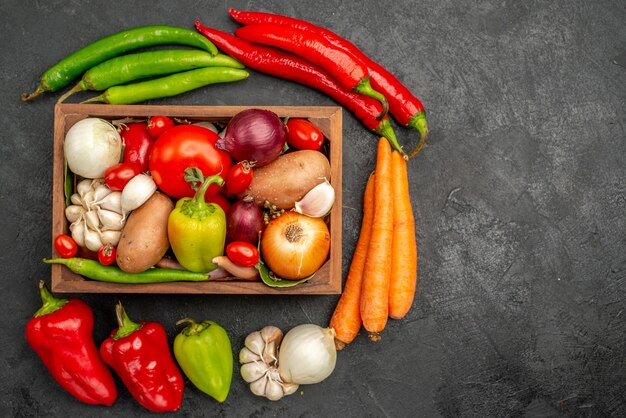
[116,192,174,273]
[239,150,331,209]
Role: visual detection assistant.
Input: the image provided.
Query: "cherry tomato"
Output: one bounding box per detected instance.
[226,241,260,267]
[150,125,232,199]
[97,244,116,266]
[207,194,231,214]
[147,115,175,138]
[226,161,254,195]
[104,162,141,191]
[120,122,155,172]
[54,234,78,258]
[286,119,324,150]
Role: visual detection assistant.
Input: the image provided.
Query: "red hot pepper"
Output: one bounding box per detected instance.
[25,281,117,406]
[100,302,184,413]
[229,9,429,157]
[234,23,389,120]
[195,21,404,155]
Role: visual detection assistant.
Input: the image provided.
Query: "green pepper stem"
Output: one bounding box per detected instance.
[57,83,84,104]
[407,111,429,159]
[374,118,406,157]
[21,85,44,102]
[113,302,142,340]
[176,317,209,336]
[192,174,225,207]
[354,76,389,120]
[34,280,68,318]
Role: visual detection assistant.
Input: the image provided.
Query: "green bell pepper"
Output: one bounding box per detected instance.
[167,174,226,272]
[173,318,233,403]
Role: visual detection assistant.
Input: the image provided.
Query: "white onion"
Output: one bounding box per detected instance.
[64,118,122,178]
[278,324,336,385]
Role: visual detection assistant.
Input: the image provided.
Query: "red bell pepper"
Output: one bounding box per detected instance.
[100,302,184,413]
[25,281,117,406]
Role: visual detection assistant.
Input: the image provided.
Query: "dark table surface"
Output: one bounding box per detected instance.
[1,1,625,417]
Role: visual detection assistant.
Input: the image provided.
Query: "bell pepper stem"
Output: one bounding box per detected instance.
[176,317,209,336]
[34,280,68,318]
[113,302,143,340]
[354,76,389,120]
[193,175,225,206]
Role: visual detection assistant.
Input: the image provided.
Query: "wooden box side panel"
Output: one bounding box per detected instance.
[51,104,342,294]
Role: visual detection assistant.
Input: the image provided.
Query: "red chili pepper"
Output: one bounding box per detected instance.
[195,21,403,154]
[233,22,389,120]
[100,302,184,413]
[229,9,429,157]
[25,281,117,406]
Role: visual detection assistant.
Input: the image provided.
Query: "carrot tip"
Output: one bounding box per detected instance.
[367,332,381,342]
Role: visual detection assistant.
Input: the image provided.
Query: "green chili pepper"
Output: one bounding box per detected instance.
[173,318,233,403]
[58,51,244,103]
[22,25,218,101]
[43,258,210,283]
[82,67,249,105]
[168,175,227,273]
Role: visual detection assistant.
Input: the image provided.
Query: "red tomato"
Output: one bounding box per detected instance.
[226,242,259,267]
[120,122,155,172]
[286,119,324,150]
[54,234,78,258]
[97,244,116,266]
[104,162,141,191]
[147,115,175,138]
[226,161,254,195]
[149,125,232,199]
[207,194,231,214]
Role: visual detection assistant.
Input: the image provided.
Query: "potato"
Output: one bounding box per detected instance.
[116,192,174,273]
[240,150,331,209]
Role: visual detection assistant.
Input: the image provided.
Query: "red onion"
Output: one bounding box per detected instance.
[216,109,287,167]
[226,197,265,245]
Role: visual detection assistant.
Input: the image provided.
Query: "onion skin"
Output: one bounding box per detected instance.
[261,212,330,280]
[226,198,264,245]
[216,109,286,167]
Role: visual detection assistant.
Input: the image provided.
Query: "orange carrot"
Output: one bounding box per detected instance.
[360,138,394,341]
[389,150,418,319]
[329,173,375,349]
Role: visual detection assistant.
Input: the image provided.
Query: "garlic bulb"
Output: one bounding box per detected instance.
[239,326,298,401]
[294,180,335,217]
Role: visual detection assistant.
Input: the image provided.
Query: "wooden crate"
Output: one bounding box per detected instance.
[51,104,342,294]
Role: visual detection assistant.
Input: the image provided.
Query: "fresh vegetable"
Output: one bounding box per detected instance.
[240,150,330,210]
[389,151,418,319]
[261,212,330,280]
[229,9,429,156]
[195,22,401,152]
[44,257,214,283]
[208,193,231,213]
[329,173,374,349]
[168,175,226,272]
[294,179,335,218]
[120,173,157,218]
[117,192,173,273]
[57,50,243,103]
[240,326,298,401]
[225,197,264,245]
[286,118,324,150]
[212,256,259,280]
[119,122,155,172]
[277,324,336,385]
[150,124,232,199]
[22,25,218,101]
[147,115,175,138]
[100,302,184,412]
[226,241,259,267]
[360,138,394,341]
[64,118,122,179]
[26,281,117,406]
[97,243,116,266]
[235,23,388,119]
[103,162,141,191]
[225,161,254,195]
[173,318,233,403]
[54,234,78,258]
[216,109,286,167]
[83,67,249,104]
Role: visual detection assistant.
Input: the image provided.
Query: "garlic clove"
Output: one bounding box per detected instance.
[70,193,83,206]
[84,210,101,232]
[265,378,284,401]
[97,208,124,230]
[244,331,265,357]
[260,326,283,344]
[281,382,299,396]
[239,347,262,364]
[95,191,122,214]
[84,222,103,251]
[249,376,268,397]
[99,230,122,246]
[240,361,269,383]
[65,205,85,223]
[83,190,96,209]
[76,179,93,197]
[69,220,85,247]
[93,184,112,202]
[294,180,335,217]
